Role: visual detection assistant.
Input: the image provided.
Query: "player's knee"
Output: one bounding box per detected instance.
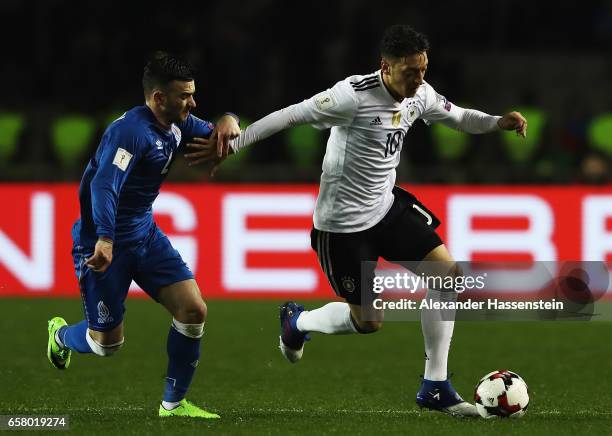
[177,300,207,324]
[86,330,124,357]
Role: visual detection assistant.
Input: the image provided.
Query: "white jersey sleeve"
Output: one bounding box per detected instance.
[230,80,358,152]
[420,82,501,134]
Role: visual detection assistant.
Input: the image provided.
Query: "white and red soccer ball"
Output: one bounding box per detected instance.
[474,370,529,418]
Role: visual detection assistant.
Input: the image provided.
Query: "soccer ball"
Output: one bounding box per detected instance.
[474,370,529,418]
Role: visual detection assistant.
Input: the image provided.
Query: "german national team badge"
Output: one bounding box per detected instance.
[408,105,418,123]
[341,276,356,293]
[392,111,401,127]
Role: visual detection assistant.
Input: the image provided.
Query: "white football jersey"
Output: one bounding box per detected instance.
[232,70,500,233]
[296,71,461,233]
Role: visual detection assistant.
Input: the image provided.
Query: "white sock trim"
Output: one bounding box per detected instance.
[86,329,124,357]
[172,319,205,339]
[161,401,180,410]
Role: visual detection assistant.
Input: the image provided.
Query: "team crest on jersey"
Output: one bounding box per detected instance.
[341,276,356,293]
[97,300,114,324]
[407,105,419,123]
[392,111,402,127]
[170,124,182,144]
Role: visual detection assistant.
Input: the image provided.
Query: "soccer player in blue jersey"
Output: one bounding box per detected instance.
[46,52,240,418]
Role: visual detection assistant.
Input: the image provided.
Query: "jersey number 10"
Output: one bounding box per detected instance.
[385,130,404,157]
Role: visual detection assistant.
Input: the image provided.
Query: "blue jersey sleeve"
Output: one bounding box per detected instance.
[177,114,214,147]
[90,127,144,241]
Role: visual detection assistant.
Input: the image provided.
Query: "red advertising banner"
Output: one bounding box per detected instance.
[0,184,611,298]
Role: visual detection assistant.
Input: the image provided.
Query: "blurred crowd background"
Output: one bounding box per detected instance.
[1,0,611,184]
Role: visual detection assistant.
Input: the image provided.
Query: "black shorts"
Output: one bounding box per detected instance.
[310,186,443,305]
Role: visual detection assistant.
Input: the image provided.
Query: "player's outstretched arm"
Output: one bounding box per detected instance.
[497,111,527,138]
[184,104,305,172]
[420,83,527,138]
[185,80,358,172]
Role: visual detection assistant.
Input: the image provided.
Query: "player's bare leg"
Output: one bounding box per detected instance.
[156,279,219,419]
[415,244,479,417]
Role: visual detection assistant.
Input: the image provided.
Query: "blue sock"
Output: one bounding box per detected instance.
[58,320,92,353]
[163,326,201,402]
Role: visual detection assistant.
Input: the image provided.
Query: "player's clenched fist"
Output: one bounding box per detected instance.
[85,238,113,272]
[497,111,527,138]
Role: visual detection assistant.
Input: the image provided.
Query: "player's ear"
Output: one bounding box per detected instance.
[381,58,391,75]
[152,89,165,106]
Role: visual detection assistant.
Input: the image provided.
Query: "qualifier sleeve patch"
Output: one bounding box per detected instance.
[112,147,133,171]
[314,91,337,111]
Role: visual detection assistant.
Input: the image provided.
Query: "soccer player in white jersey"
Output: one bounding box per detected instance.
[186,24,527,417]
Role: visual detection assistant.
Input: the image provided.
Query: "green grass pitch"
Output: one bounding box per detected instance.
[1,298,611,435]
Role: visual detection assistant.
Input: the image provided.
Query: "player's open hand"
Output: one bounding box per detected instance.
[185,136,232,177]
[213,114,241,158]
[185,137,217,165]
[85,238,113,273]
[498,111,527,138]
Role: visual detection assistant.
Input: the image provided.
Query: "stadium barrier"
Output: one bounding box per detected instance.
[0,183,611,299]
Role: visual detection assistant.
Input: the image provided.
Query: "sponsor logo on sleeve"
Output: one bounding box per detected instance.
[112,148,133,171]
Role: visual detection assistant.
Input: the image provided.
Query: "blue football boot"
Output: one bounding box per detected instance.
[278,301,310,363]
[416,378,479,417]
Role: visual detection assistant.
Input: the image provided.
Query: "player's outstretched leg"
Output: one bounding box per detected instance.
[47,317,73,369]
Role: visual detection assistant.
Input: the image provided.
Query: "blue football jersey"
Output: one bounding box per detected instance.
[73,105,214,248]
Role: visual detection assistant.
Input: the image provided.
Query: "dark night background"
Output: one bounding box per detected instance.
[1,0,611,183]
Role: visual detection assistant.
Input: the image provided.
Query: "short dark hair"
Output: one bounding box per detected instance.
[142,51,195,95]
[380,25,429,58]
